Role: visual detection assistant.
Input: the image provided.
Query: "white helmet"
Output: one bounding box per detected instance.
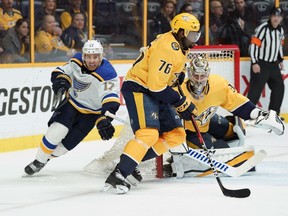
[187,56,210,99]
[82,40,103,56]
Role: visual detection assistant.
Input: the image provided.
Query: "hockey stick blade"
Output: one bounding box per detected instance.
[52,90,63,111]
[217,177,251,198]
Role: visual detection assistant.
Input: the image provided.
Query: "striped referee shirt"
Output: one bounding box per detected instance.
[249,21,284,64]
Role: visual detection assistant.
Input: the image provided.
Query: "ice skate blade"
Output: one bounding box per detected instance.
[22,172,31,178]
[126,175,140,186]
[101,183,129,194]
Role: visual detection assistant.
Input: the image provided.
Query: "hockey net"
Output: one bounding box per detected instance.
[83,45,240,178]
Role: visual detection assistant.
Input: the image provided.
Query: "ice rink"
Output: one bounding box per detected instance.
[0,125,287,216]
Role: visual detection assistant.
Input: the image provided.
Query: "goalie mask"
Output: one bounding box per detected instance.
[187,56,210,99]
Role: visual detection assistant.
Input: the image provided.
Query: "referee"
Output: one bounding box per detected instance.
[247,6,285,118]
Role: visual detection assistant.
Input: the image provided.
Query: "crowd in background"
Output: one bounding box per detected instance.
[0,0,287,63]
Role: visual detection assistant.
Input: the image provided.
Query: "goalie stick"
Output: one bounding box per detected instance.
[105,111,266,178]
[177,84,250,198]
[184,146,266,177]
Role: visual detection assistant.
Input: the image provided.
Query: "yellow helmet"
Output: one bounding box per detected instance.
[171,13,200,41]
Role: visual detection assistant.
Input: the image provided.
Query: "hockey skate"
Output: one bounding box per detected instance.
[126,167,143,186]
[24,159,46,175]
[102,167,131,194]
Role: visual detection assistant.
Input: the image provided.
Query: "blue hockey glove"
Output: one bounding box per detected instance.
[96,116,115,140]
[173,96,196,120]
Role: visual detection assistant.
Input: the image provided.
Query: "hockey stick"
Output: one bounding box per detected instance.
[184,147,266,177]
[105,111,266,178]
[105,111,130,125]
[177,84,250,198]
[51,88,69,111]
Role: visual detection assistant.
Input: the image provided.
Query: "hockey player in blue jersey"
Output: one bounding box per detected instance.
[24,40,120,175]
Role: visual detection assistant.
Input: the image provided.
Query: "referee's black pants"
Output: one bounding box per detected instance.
[247,60,285,115]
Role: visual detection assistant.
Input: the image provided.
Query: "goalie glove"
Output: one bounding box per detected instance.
[250,108,285,135]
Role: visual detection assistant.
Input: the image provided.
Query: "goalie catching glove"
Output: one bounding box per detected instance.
[173,96,197,120]
[96,116,115,140]
[250,108,285,135]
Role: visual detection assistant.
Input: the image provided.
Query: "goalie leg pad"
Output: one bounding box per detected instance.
[169,146,256,178]
[170,155,185,179]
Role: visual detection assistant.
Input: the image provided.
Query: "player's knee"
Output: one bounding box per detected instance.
[45,122,69,144]
[152,128,185,155]
[135,128,159,146]
[163,127,186,148]
[123,128,159,163]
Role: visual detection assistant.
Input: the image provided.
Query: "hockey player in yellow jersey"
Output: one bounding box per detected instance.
[103,13,201,194]
[165,56,285,178]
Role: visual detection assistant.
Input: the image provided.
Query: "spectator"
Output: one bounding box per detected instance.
[0,0,22,33]
[208,0,229,45]
[61,12,87,51]
[247,7,285,119]
[35,0,60,32]
[230,0,256,37]
[221,0,235,13]
[178,3,193,15]
[151,0,176,41]
[0,18,29,63]
[217,0,255,56]
[60,0,88,31]
[35,15,76,62]
[176,1,203,16]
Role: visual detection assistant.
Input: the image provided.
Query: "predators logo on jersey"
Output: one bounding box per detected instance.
[196,106,218,125]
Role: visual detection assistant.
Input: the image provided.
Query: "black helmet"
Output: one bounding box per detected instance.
[270,6,283,17]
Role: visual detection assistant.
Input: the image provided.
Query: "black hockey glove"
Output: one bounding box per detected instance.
[173,96,196,120]
[171,72,185,87]
[52,77,71,94]
[96,116,115,140]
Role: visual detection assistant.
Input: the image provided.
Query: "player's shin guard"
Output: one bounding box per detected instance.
[50,143,69,158]
[24,123,69,175]
[36,122,69,163]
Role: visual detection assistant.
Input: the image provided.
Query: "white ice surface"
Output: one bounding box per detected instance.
[0,125,288,216]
